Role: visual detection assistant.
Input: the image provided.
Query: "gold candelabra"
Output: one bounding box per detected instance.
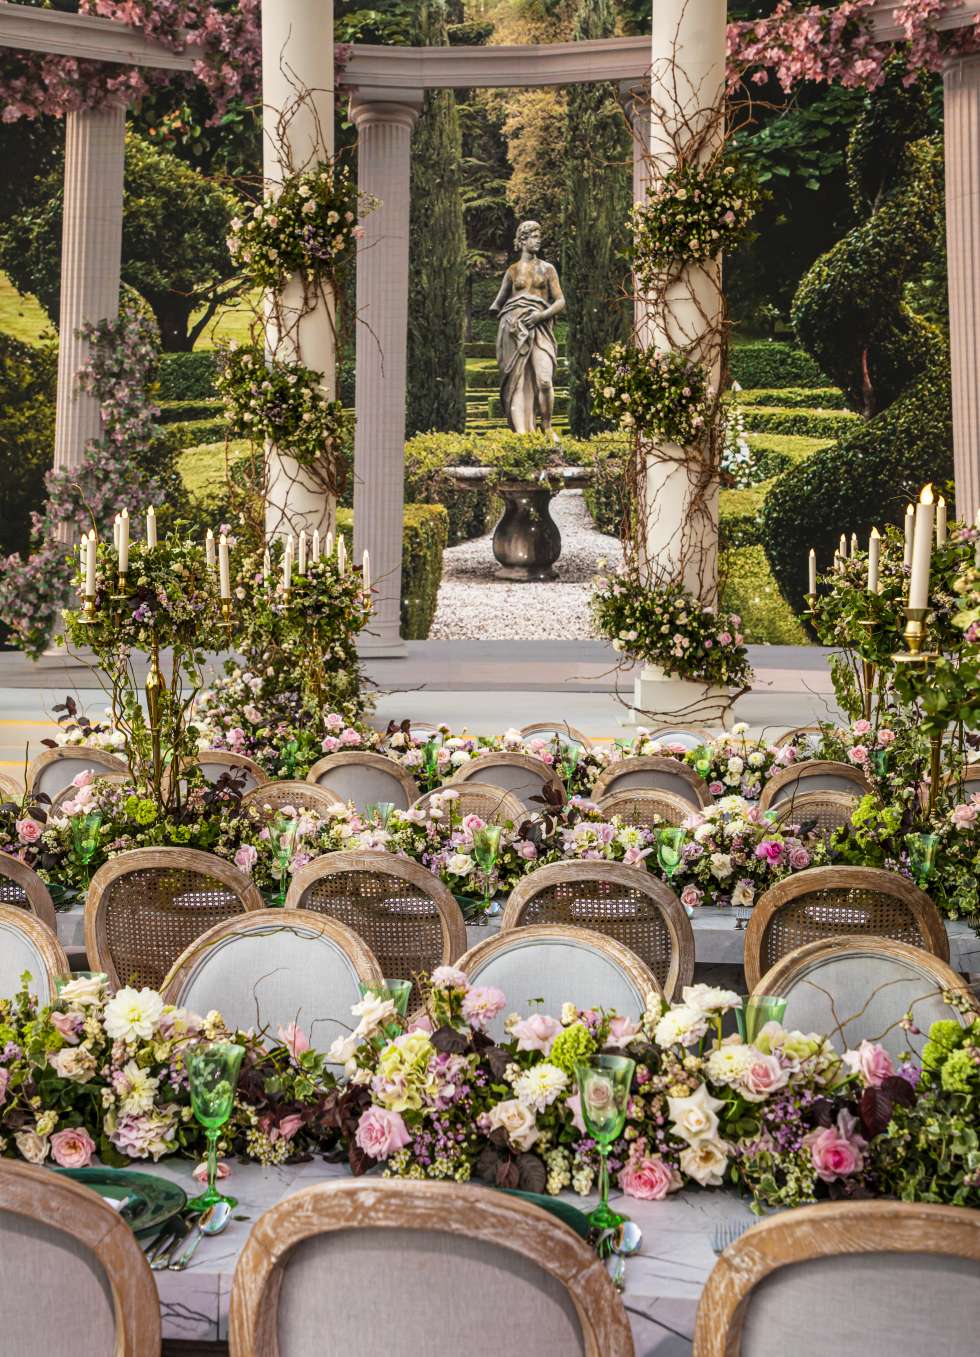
[891,607,936,666]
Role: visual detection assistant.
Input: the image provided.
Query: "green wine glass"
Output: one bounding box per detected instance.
[905,831,939,888]
[271,812,301,907]
[472,824,502,915]
[186,1042,245,1212]
[358,978,412,1018]
[575,1054,636,1243]
[656,827,685,883]
[70,811,103,886]
[735,995,788,1044]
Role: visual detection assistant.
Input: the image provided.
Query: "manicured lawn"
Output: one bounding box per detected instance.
[0,274,51,344]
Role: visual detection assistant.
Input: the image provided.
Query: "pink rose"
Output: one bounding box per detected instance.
[325,713,344,731]
[951,802,977,831]
[852,719,871,736]
[803,1110,866,1183]
[737,1053,789,1102]
[606,1015,640,1048]
[876,729,896,746]
[566,1090,586,1135]
[843,1040,895,1087]
[0,1067,8,1104]
[718,631,732,646]
[517,840,538,860]
[276,1113,304,1142]
[708,781,725,796]
[71,769,94,788]
[321,736,340,753]
[408,1013,434,1034]
[512,1013,562,1054]
[50,1011,81,1045]
[234,844,258,873]
[754,839,784,864]
[15,818,42,844]
[277,1022,310,1060]
[193,1159,231,1184]
[355,1107,411,1160]
[50,1127,95,1169]
[461,986,507,1029]
[620,1154,682,1201]
[788,846,811,870]
[847,745,869,765]
[680,884,703,909]
[340,729,362,747]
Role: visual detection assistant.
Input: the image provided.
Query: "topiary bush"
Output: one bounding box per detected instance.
[0,333,56,566]
[720,483,769,549]
[741,407,857,438]
[721,546,808,645]
[737,386,847,410]
[157,351,218,400]
[335,502,448,641]
[158,399,222,424]
[763,65,951,613]
[729,341,828,389]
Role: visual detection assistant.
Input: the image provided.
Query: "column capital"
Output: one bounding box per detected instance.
[348,91,424,131]
[944,51,980,80]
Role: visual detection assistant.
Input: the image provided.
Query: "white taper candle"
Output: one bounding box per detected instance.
[808,549,816,596]
[337,535,347,575]
[903,504,914,567]
[298,529,307,576]
[867,528,880,594]
[362,549,370,591]
[85,529,97,597]
[118,508,129,575]
[146,505,157,548]
[312,529,320,563]
[218,534,231,599]
[936,496,947,546]
[205,528,215,569]
[908,484,935,611]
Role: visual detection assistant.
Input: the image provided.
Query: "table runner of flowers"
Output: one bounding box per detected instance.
[1,972,976,1212]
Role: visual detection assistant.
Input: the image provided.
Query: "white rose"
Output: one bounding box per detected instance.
[679,1137,729,1186]
[328,1034,360,1065]
[104,988,164,1042]
[350,993,396,1039]
[487,1098,540,1151]
[681,983,740,1015]
[15,1130,49,1164]
[446,853,475,877]
[49,1047,98,1083]
[731,880,755,908]
[667,1083,725,1145]
[57,974,105,1008]
[709,852,734,881]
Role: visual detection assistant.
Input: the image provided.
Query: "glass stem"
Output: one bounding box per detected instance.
[597,1146,609,1211]
[207,1127,218,1199]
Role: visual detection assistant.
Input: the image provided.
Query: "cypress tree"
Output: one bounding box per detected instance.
[406,1,467,436]
[563,0,631,437]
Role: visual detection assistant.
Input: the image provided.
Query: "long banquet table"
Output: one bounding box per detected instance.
[131,1155,760,1355]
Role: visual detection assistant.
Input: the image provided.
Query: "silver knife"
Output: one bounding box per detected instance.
[150,1215,194,1271]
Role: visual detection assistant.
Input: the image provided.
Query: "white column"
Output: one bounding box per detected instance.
[622,80,652,345]
[944,55,980,525]
[350,94,423,658]
[261,0,336,540]
[643,0,726,603]
[53,103,125,542]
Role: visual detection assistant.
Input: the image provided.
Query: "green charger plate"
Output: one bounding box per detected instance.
[52,1167,187,1237]
[498,1187,592,1241]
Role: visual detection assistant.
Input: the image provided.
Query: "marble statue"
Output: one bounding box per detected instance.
[490,220,566,437]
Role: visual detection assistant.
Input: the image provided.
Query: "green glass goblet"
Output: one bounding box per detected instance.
[472,824,502,914]
[736,995,788,1045]
[186,1042,245,1212]
[656,827,686,883]
[575,1054,635,1242]
[905,832,939,888]
[70,811,103,886]
[358,978,412,1018]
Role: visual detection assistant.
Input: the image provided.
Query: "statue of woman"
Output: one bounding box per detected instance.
[490,220,566,437]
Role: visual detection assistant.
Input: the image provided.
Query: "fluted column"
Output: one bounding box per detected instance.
[944,54,980,524]
[622,80,651,343]
[351,94,423,657]
[53,103,125,541]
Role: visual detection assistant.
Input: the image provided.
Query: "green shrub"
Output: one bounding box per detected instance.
[720,483,769,548]
[158,398,222,424]
[729,341,829,389]
[721,545,808,645]
[0,333,56,567]
[737,386,846,410]
[741,407,858,438]
[404,432,496,545]
[336,502,448,641]
[746,432,833,465]
[166,416,227,448]
[157,351,218,400]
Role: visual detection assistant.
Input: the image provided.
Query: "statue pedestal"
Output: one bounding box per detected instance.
[624,663,737,730]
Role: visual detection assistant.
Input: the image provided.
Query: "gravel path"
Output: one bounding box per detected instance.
[429,491,624,640]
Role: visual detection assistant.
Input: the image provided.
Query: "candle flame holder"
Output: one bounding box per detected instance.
[220,600,233,630]
[891,607,936,666]
[79,594,98,625]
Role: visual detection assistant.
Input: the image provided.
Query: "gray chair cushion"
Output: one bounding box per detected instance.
[0,919,55,1004]
[0,1212,116,1356]
[314,765,411,811]
[604,767,701,807]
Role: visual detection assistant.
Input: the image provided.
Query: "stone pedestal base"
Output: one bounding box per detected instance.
[624,664,736,730]
[492,484,562,582]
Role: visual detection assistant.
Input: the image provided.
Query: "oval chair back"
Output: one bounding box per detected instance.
[458,923,660,1041]
[519,721,594,750]
[241,780,344,817]
[772,725,822,749]
[85,847,264,992]
[163,910,382,1052]
[286,851,466,982]
[503,861,693,1000]
[645,724,717,750]
[595,787,694,830]
[0,772,22,802]
[0,1161,161,1357]
[28,747,128,801]
[769,791,859,836]
[450,752,565,811]
[0,853,57,932]
[48,772,130,817]
[693,1200,980,1357]
[230,1178,635,1357]
[411,782,527,828]
[759,760,869,811]
[744,865,949,991]
[191,751,269,793]
[0,902,69,1004]
[592,756,711,809]
[306,752,419,812]
[753,937,977,1061]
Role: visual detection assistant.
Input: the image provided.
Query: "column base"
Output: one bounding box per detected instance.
[357,633,408,659]
[622,664,736,730]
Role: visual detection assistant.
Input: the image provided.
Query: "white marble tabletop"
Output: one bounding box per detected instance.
[133,1155,759,1354]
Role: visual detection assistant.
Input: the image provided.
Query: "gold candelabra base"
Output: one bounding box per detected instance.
[78,594,98,624]
[891,607,937,666]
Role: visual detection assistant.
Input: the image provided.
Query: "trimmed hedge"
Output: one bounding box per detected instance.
[721,545,808,645]
[336,502,448,641]
[159,398,222,425]
[737,386,846,410]
[719,483,769,549]
[157,351,218,400]
[165,417,227,447]
[728,341,829,389]
[741,407,858,439]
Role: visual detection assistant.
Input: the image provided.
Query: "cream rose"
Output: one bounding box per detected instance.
[49,1046,98,1084]
[679,1137,729,1186]
[487,1098,540,1151]
[667,1083,725,1145]
[14,1130,49,1164]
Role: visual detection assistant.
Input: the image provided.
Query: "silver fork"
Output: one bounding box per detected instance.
[712,1220,751,1254]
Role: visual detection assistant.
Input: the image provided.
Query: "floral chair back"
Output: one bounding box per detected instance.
[769,790,859,836]
[595,787,694,830]
[592,757,712,810]
[306,751,419,812]
[503,862,694,1000]
[458,923,660,1041]
[162,909,383,1052]
[0,1161,161,1357]
[758,760,869,811]
[85,847,264,992]
[693,1200,980,1357]
[449,752,565,810]
[0,901,69,1006]
[286,850,467,981]
[744,866,949,992]
[411,782,527,828]
[27,747,128,801]
[230,1178,635,1357]
[0,853,57,932]
[241,780,344,817]
[753,937,978,1061]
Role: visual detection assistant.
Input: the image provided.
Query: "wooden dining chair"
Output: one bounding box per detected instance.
[769,790,859,835]
[753,936,978,1059]
[162,909,382,1048]
[306,751,419,811]
[693,1200,980,1357]
[743,866,949,991]
[230,1178,635,1357]
[595,786,695,830]
[645,724,718,749]
[48,771,131,818]
[0,852,58,932]
[449,752,565,810]
[241,780,344,817]
[0,1161,161,1357]
[411,781,527,827]
[0,901,70,1004]
[519,721,594,750]
[27,746,128,801]
[759,760,870,811]
[0,771,22,802]
[85,846,264,992]
[286,850,467,981]
[592,756,712,809]
[773,724,822,748]
[502,861,694,1000]
[191,750,269,792]
[458,924,660,1039]
[945,765,980,800]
